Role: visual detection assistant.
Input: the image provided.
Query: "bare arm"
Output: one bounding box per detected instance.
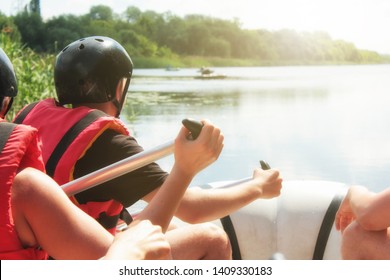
[142,167,282,224]
[349,186,390,230]
[336,185,390,232]
[12,168,113,259]
[174,167,282,223]
[136,120,224,231]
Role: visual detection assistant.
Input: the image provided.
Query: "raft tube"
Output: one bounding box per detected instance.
[172,180,348,260]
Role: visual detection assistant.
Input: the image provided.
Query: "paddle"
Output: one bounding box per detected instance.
[61,118,203,196]
[260,160,271,170]
[209,160,271,189]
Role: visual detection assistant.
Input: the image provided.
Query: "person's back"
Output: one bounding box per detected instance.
[0,48,46,259]
[14,98,134,233]
[0,121,49,259]
[13,37,140,233]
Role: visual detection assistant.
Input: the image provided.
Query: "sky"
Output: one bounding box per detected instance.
[1,0,390,54]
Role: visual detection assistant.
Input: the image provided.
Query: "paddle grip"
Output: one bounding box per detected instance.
[260,160,271,170]
[182,118,203,140]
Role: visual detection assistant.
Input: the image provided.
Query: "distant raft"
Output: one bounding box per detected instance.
[195,67,227,79]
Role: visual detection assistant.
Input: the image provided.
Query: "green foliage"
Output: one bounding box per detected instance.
[44,15,86,53]
[0,33,55,121]
[13,11,46,52]
[2,4,389,69]
[89,5,114,21]
[0,12,21,42]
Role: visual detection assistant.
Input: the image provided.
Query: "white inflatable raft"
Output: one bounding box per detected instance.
[171,179,348,260]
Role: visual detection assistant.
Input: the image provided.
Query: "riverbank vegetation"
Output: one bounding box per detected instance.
[0,34,55,121]
[1,5,389,69]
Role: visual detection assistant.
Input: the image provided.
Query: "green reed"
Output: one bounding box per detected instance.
[1,33,55,121]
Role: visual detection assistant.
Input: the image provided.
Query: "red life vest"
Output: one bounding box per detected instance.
[0,120,48,259]
[14,98,132,234]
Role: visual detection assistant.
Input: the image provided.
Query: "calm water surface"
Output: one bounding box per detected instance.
[121,65,390,192]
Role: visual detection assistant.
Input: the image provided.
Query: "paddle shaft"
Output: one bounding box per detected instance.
[204,160,271,189]
[61,119,203,196]
[61,140,174,196]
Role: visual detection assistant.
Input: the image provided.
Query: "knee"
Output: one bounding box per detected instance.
[341,222,366,259]
[203,223,232,260]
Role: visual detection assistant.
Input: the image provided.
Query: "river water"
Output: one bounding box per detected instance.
[121,65,390,192]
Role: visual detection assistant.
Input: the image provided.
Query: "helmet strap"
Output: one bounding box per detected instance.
[112,77,131,118]
[112,99,121,118]
[0,96,13,119]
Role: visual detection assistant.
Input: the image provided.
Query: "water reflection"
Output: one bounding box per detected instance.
[122,66,390,192]
[124,87,329,116]
[124,91,241,117]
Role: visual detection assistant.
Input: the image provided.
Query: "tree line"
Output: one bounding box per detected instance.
[0,5,388,66]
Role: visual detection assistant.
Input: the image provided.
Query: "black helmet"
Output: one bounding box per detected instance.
[0,47,17,118]
[54,36,133,116]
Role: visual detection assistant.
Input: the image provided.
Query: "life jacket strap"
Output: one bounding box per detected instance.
[0,122,16,153]
[45,110,106,177]
[13,102,39,124]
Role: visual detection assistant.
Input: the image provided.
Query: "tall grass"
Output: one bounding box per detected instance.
[0,33,55,121]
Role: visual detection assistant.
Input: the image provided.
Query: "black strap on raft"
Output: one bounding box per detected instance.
[97,212,122,230]
[13,101,39,124]
[0,122,17,153]
[120,208,133,225]
[45,110,106,177]
[202,182,242,260]
[220,215,242,260]
[312,190,345,260]
[96,208,133,230]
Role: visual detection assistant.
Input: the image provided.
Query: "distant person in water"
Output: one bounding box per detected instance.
[199,66,214,75]
[335,185,390,259]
